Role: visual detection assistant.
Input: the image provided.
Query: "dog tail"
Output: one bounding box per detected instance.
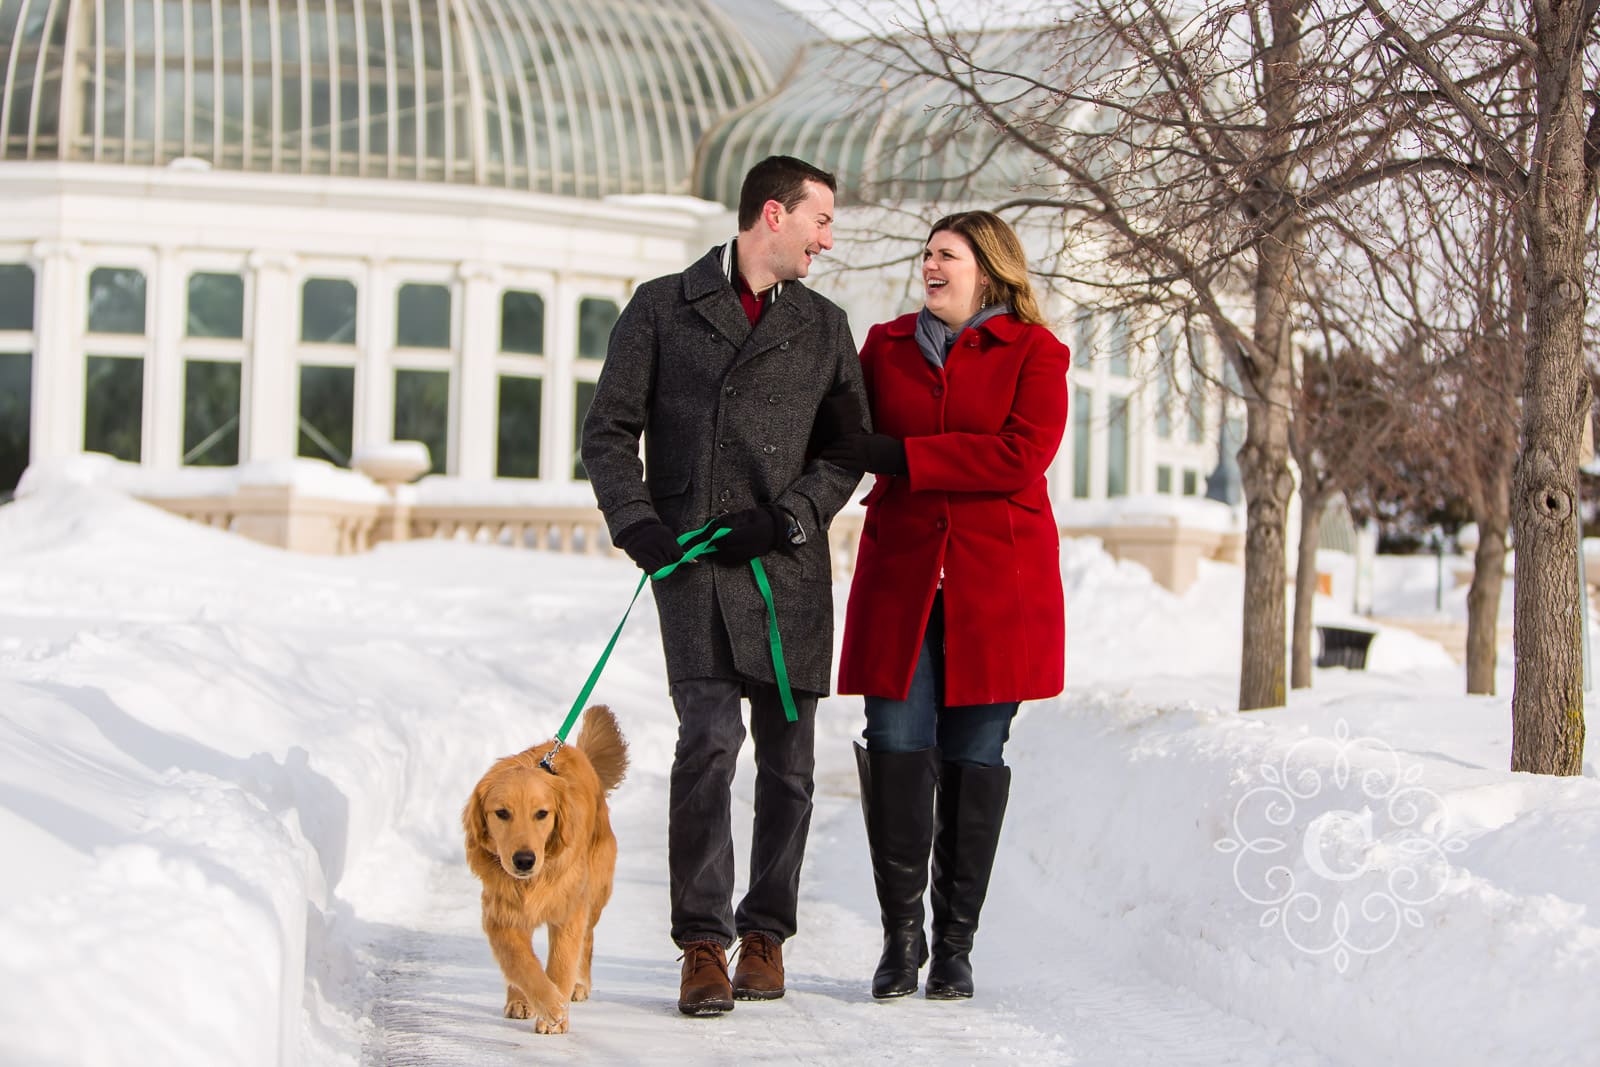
[577,704,628,794]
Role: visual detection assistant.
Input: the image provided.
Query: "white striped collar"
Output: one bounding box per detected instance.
[721,237,785,302]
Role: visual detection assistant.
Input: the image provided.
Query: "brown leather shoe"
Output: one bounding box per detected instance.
[731,931,785,1001]
[678,940,735,1016]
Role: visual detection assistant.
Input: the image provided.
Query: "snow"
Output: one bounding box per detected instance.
[1,481,1596,1066]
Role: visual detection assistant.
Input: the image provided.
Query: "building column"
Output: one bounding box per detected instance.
[357,258,395,459]
[456,260,499,480]
[246,251,298,461]
[146,245,185,468]
[546,275,580,482]
[29,240,83,460]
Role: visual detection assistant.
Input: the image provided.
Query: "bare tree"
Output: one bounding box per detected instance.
[1360,0,1599,772]
[842,0,1455,710]
[1288,307,1417,689]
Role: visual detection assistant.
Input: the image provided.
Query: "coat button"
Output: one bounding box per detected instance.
[718,441,727,450]
[763,444,776,455]
[935,517,948,531]
[720,488,732,502]
[768,394,779,404]
[966,338,978,347]
[725,385,737,397]
[932,385,944,398]
[780,341,790,350]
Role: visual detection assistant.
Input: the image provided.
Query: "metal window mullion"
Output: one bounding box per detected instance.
[211,0,224,160]
[498,1,557,192]
[509,0,580,195]
[472,0,510,185]
[322,0,338,168]
[0,0,34,154]
[452,0,492,184]
[437,0,455,181]
[266,0,282,170]
[549,3,610,195]
[92,0,106,158]
[451,0,492,183]
[638,7,700,190]
[693,3,768,108]
[25,0,67,157]
[182,0,195,157]
[238,0,253,166]
[377,0,396,177]
[598,0,673,193]
[453,0,502,185]
[149,0,164,157]
[670,15,727,120]
[477,0,534,189]
[55,0,88,159]
[404,0,424,177]
[351,0,368,174]
[579,0,640,194]
[121,0,134,156]
[295,0,310,170]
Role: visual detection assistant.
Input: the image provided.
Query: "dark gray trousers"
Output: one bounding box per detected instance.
[667,677,817,948]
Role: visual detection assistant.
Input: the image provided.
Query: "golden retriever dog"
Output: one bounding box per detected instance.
[462,704,628,1034]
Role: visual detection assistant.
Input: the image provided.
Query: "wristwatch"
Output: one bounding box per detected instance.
[781,509,807,547]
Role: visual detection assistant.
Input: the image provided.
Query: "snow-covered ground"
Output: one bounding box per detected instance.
[0,483,1595,1066]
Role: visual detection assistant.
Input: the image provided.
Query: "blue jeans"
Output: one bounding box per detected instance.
[862,592,1018,767]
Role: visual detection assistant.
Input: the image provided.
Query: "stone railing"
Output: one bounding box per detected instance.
[141,475,1235,594]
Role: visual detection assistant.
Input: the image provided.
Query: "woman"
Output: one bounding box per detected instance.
[820,211,1070,1001]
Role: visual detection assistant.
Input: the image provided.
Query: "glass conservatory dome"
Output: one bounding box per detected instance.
[696,32,1049,207]
[0,0,813,198]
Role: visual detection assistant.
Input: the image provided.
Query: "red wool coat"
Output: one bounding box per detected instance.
[837,311,1071,705]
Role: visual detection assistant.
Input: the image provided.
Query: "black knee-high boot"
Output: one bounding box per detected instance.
[854,742,939,999]
[926,760,1011,1000]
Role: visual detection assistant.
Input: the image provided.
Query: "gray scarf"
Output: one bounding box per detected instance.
[914,303,1012,368]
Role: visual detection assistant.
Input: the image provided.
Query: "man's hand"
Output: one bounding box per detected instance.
[612,519,686,575]
[709,504,786,565]
[818,433,908,476]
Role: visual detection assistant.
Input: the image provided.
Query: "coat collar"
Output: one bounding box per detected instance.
[683,244,813,356]
[884,310,1026,343]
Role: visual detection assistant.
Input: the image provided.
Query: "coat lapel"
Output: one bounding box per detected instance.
[683,247,751,350]
[734,285,807,369]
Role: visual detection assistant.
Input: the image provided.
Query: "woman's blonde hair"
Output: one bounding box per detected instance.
[927,211,1044,326]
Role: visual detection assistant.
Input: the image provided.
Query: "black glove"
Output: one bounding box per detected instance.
[612,519,687,575]
[708,504,785,566]
[808,382,868,453]
[818,433,908,476]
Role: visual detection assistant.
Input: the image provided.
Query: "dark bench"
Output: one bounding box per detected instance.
[1316,625,1377,670]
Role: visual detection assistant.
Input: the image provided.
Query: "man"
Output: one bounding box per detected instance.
[581,156,866,1015]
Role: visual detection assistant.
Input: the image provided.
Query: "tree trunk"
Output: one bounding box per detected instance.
[1465,468,1510,696]
[1236,0,1303,712]
[1510,7,1590,774]
[1291,487,1329,690]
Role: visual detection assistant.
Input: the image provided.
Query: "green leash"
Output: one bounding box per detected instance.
[551,519,799,766]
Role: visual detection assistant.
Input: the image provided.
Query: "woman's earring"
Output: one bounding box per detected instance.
[979,282,990,309]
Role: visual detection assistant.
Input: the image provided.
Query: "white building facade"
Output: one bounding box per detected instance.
[0,0,1233,523]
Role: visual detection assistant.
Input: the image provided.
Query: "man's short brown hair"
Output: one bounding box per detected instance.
[738,156,837,231]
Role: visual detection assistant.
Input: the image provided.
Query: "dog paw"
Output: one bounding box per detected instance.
[534,1009,570,1035]
[504,997,532,1020]
[571,981,590,1002]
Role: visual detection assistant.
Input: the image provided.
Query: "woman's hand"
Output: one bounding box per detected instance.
[818,433,908,476]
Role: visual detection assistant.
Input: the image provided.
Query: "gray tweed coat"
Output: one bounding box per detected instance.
[581,245,867,695]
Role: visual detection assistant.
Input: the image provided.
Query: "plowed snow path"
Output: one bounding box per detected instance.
[359,745,1327,1066]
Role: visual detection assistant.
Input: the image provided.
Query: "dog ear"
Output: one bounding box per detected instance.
[462,777,490,858]
[542,776,593,865]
